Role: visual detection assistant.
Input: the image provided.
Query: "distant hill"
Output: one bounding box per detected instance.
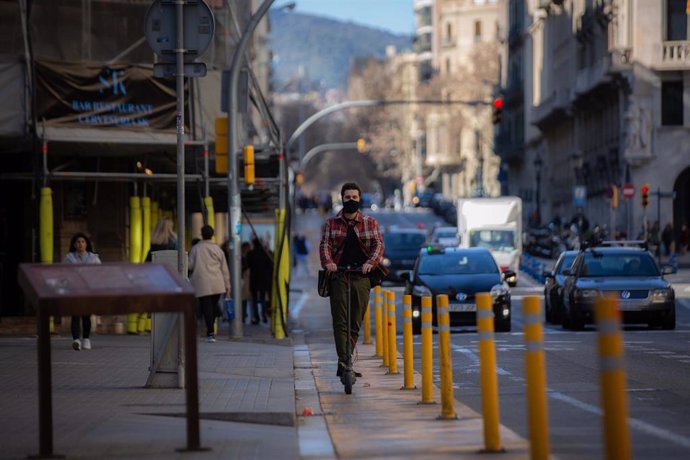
[268,10,412,91]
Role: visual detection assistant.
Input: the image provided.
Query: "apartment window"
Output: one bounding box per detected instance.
[661,80,684,126]
[445,22,453,42]
[666,0,688,40]
[445,58,451,74]
[474,20,482,41]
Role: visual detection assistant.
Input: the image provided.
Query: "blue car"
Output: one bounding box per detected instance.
[402,246,514,333]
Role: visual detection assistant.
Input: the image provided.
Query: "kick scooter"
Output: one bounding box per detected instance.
[338,265,361,394]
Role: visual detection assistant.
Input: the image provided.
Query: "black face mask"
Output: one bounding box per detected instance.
[342,199,360,214]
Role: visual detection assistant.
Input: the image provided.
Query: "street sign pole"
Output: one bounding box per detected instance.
[175,0,186,275]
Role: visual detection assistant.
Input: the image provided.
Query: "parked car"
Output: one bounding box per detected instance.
[429,226,459,247]
[402,246,513,334]
[561,243,676,330]
[543,251,578,324]
[381,228,427,283]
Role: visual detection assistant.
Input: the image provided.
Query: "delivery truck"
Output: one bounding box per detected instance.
[457,197,522,286]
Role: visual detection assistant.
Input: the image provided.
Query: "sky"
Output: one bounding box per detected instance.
[287,0,415,35]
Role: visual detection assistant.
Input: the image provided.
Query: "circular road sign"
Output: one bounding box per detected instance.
[144,0,215,63]
[622,183,635,199]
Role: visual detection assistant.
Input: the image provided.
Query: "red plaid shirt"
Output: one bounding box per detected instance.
[320,210,385,268]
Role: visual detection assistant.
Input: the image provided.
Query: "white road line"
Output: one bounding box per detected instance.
[289,291,309,320]
[549,391,690,449]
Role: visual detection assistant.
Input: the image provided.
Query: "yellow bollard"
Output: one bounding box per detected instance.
[476,292,502,451]
[387,291,399,374]
[402,294,416,390]
[363,301,372,345]
[381,291,389,368]
[374,286,383,357]
[437,295,456,419]
[420,296,434,404]
[523,296,550,460]
[128,196,142,334]
[595,296,631,460]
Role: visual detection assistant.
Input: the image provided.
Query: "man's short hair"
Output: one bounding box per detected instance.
[201,225,214,240]
[340,182,361,200]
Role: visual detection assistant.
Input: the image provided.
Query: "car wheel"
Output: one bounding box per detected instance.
[495,317,511,332]
[544,292,552,323]
[662,306,676,330]
[569,307,585,331]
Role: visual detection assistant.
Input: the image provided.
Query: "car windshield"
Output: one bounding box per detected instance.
[435,230,456,239]
[469,229,516,253]
[384,233,425,249]
[580,253,659,277]
[557,255,576,274]
[418,252,499,275]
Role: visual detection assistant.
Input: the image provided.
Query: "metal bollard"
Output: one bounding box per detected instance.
[363,300,372,345]
[381,290,390,368]
[476,292,502,452]
[595,296,631,460]
[402,294,416,390]
[436,295,456,419]
[374,285,383,357]
[387,291,399,374]
[523,296,550,460]
[420,295,434,404]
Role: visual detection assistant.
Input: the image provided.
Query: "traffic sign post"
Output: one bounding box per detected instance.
[622,183,635,199]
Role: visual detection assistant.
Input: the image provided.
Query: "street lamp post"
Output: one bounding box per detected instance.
[534,155,543,226]
[226,0,294,337]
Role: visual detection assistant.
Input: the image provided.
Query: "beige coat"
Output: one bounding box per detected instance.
[188,240,230,298]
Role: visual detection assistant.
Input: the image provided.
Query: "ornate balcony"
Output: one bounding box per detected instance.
[659,41,690,70]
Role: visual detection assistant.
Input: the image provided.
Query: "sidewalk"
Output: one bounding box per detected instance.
[1,278,530,459]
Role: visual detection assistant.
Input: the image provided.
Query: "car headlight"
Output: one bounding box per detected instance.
[382,257,391,267]
[651,288,673,303]
[574,288,599,299]
[412,284,432,298]
[490,284,509,299]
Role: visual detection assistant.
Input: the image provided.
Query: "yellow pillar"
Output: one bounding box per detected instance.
[420,295,434,404]
[387,291,398,374]
[523,296,550,460]
[381,290,389,368]
[476,292,502,451]
[127,196,142,334]
[595,296,631,460]
[272,209,289,339]
[437,294,456,419]
[204,196,215,239]
[40,187,55,333]
[402,294,416,390]
[363,301,371,345]
[374,286,383,357]
[141,197,151,263]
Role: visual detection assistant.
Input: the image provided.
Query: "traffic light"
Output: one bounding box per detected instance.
[356,138,366,153]
[243,144,254,186]
[610,184,618,209]
[641,183,649,207]
[215,117,228,174]
[491,97,503,125]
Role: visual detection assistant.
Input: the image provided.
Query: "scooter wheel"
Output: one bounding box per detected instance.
[343,372,354,394]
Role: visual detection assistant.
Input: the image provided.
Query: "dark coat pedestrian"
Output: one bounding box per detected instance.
[246,237,273,324]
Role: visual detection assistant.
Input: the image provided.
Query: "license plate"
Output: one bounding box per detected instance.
[448,303,476,312]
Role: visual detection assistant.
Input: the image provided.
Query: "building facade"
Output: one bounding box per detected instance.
[498,0,690,238]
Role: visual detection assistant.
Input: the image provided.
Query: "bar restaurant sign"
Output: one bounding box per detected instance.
[35,61,188,131]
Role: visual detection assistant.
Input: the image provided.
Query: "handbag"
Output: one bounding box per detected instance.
[317,270,331,297]
[224,297,235,321]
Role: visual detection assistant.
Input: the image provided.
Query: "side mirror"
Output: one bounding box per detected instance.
[662,265,676,275]
[400,271,411,282]
[543,271,554,279]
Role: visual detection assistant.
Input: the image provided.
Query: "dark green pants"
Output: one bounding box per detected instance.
[329,273,371,365]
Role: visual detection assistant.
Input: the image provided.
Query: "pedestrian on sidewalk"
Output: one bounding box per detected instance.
[145,217,177,261]
[247,237,273,324]
[319,182,387,377]
[662,223,674,256]
[292,233,311,277]
[188,225,230,342]
[63,232,101,351]
[679,224,689,255]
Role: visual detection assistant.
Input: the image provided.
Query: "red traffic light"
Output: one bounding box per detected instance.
[641,184,649,194]
[493,97,504,109]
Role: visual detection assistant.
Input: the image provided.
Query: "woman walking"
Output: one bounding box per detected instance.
[63,232,101,350]
[188,225,231,342]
